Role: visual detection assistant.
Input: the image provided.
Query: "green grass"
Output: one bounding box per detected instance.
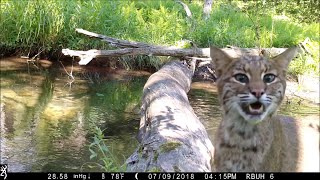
[0,0,319,75]
[86,127,125,172]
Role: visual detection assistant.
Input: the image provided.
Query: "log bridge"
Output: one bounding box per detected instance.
[125,61,214,172]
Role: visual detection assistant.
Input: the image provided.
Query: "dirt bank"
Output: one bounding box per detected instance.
[285,75,319,104]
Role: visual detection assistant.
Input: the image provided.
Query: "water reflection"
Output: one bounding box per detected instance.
[0,58,146,172]
[188,83,221,141]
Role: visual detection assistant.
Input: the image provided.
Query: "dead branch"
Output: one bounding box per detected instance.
[176,1,192,17]
[62,29,305,65]
[62,45,291,65]
[62,47,209,65]
[76,28,162,48]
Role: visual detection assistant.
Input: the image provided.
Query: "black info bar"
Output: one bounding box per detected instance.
[1,172,319,180]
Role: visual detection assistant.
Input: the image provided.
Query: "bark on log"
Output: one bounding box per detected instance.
[125,61,214,172]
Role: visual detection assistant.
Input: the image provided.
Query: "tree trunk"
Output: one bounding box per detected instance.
[203,0,213,20]
[125,61,214,172]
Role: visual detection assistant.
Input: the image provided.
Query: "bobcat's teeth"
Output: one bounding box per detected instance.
[249,104,263,114]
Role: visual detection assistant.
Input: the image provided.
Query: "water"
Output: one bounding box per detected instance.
[0,57,146,172]
[0,57,319,172]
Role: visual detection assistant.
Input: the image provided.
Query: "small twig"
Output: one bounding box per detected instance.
[23,48,45,70]
[70,58,74,80]
[59,60,75,81]
[298,38,312,55]
[30,48,44,61]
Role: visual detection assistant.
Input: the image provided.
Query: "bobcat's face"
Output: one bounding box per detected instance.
[210,47,297,124]
[216,56,286,124]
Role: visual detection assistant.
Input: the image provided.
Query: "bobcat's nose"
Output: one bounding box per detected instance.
[251,89,265,99]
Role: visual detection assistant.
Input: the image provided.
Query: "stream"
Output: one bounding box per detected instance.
[0,57,318,172]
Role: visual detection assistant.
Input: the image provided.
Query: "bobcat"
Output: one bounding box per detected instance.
[210,46,319,172]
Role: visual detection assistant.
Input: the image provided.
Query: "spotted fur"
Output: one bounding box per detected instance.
[211,47,319,172]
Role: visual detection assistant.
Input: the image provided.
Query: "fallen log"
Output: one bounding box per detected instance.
[125,61,214,172]
[62,47,208,65]
[62,46,292,65]
[62,29,308,65]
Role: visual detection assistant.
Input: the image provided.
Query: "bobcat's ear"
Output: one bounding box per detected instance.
[210,46,233,77]
[271,46,298,70]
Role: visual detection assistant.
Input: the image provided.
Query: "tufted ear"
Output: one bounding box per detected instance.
[271,46,298,70]
[210,46,233,77]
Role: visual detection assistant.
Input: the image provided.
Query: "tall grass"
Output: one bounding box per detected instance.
[0,0,319,75]
[86,127,125,172]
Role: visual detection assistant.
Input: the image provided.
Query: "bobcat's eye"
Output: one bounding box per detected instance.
[263,74,276,83]
[234,73,249,83]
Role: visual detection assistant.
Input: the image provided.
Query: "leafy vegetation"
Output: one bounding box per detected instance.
[1,0,318,75]
[87,127,125,171]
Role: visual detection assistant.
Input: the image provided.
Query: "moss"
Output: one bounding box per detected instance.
[137,145,145,159]
[153,151,159,161]
[160,141,182,153]
[138,145,144,154]
[148,167,162,172]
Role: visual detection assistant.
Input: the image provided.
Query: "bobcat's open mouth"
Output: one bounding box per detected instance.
[244,102,264,115]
